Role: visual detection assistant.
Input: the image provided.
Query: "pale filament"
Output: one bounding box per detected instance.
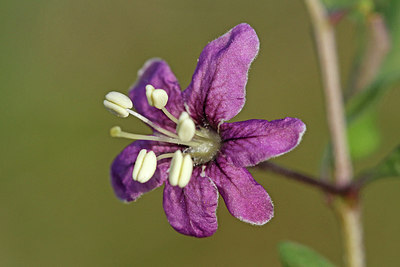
[161,107,178,124]
[161,106,209,139]
[127,109,178,138]
[112,127,201,147]
[156,153,175,160]
[156,152,194,161]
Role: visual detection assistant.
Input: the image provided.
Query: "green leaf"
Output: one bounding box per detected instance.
[371,145,400,179]
[279,241,336,267]
[347,108,380,159]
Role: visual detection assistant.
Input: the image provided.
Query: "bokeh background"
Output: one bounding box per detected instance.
[1,0,399,266]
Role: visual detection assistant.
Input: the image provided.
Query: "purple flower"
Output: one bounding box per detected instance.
[105,24,306,237]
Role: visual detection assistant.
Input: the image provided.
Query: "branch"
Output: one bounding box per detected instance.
[257,162,348,195]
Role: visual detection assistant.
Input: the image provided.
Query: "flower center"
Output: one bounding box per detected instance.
[185,127,221,165]
[104,86,221,187]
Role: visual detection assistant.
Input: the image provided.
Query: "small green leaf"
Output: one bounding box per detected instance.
[371,145,400,179]
[279,241,336,267]
[347,108,380,159]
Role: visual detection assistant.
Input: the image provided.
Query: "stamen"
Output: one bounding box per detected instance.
[176,112,195,142]
[132,149,157,183]
[132,149,146,181]
[146,84,180,124]
[104,91,133,118]
[156,153,175,160]
[161,108,179,124]
[168,150,193,188]
[126,109,178,139]
[145,85,155,105]
[145,85,169,109]
[110,126,200,147]
[179,154,193,188]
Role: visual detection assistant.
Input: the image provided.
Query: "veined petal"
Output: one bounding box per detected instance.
[208,157,274,225]
[183,23,259,127]
[129,59,184,132]
[163,168,218,237]
[220,118,306,167]
[111,140,179,202]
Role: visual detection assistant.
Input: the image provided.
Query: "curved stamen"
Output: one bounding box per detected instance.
[126,109,178,138]
[161,107,179,124]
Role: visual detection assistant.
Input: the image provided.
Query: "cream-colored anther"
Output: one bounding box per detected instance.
[110,126,122,137]
[176,112,195,142]
[106,91,133,109]
[132,149,157,183]
[145,84,155,105]
[145,84,168,109]
[179,154,193,188]
[178,112,189,122]
[168,151,193,188]
[104,91,133,118]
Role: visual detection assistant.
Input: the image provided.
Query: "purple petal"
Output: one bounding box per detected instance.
[111,140,179,202]
[220,118,306,167]
[163,168,218,237]
[208,157,273,225]
[183,24,259,127]
[129,59,184,132]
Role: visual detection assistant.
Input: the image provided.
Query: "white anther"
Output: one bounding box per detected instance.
[132,149,157,183]
[176,112,195,142]
[168,150,193,188]
[145,84,168,109]
[104,91,133,118]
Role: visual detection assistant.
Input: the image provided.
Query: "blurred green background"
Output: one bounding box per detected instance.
[1,0,399,266]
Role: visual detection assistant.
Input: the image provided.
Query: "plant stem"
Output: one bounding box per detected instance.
[257,162,348,195]
[303,0,365,266]
[304,0,353,186]
[336,200,365,267]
